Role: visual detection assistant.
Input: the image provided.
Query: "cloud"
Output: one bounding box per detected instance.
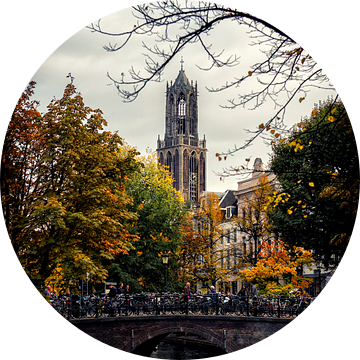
[16,0,341,194]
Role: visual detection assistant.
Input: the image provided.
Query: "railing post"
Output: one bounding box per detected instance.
[246,295,249,316]
[277,296,281,318]
[125,294,129,316]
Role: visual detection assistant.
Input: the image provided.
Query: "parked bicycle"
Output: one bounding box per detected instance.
[51,291,314,320]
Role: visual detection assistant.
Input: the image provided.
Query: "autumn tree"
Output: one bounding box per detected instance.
[238,240,314,295]
[109,149,187,292]
[233,173,277,264]
[269,99,359,268]
[181,192,243,288]
[2,82,141,289]
[1,81,42,249]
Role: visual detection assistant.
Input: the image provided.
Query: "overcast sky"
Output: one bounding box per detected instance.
[25,2,337,193]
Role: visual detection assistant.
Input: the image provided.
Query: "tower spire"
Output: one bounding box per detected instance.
[180,56,184,70]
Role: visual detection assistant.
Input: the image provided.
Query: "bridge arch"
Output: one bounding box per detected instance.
[70,315,291,355]
[125,322,226,355]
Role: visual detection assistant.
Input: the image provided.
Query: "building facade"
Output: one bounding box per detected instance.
[198,158,278,294]
[157,60,207,203]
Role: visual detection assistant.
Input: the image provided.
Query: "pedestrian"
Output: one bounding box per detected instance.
[238,284,248,301]
[250,282,258,299]
[183,282,190,302]
[117,282,124,295]
[108,285,117,299]
[210,285,217,302]
[125,284,130,295]
[45,285,51,301]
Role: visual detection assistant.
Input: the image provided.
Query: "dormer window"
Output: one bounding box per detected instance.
[226,206,236,219]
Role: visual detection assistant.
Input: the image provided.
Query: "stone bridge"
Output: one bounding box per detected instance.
[70,315,292,356]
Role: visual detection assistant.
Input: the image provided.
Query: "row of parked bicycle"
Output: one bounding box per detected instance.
[50,292,314,320]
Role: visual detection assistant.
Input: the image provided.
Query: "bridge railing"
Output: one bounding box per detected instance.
[50,292,315,321]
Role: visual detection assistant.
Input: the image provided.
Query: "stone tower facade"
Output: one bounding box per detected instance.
[157,60,207,203]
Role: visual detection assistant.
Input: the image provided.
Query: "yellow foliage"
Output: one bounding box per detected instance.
[238,240,314,295]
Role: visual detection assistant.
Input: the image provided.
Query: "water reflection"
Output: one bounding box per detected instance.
[150,335,226,359]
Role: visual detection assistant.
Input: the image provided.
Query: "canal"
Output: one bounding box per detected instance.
[149,334,226,359]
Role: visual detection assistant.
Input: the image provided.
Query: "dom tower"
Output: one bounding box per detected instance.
[157,60,207,203]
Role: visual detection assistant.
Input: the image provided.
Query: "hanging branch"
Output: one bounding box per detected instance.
[87,0,334,175]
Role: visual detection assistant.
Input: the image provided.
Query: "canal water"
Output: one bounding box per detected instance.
[150,339,226,359]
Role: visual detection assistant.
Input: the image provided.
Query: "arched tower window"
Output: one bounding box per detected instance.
[178,93,186,116]
[190,152,198,202]
[166,151,173,175]
[174,150,179,191]
[189,93,196,135]
[170,94,175,116]
[159,152,164,166]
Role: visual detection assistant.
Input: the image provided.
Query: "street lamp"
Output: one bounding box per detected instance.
[161,253,169,292]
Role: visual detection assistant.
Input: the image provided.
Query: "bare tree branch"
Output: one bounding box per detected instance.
[87,0,334,174]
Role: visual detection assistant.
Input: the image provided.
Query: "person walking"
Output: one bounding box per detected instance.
[184,282,191,299]
[238,284,248,301]
[108,285,117,300]
[250,282,258,299]
[210,286,217,302]
[117,282,124,295]
[125,284,130,294]
[183,282,190,314]
[45,285,51,302]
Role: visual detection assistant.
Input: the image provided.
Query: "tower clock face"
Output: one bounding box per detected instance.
[191,173,197,183]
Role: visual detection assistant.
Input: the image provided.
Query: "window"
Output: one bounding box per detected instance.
[226,206,236,219]
[178,93,186,116]
[226,207,231,219]
[190,152,198,202]
[166,152,172,174]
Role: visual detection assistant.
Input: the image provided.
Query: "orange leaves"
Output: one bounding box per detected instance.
[238,240,314,295]
[4,82,144,286]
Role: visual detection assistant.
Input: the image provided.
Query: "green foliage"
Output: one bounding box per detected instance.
[270,100,359,267]
[114,150,187,292]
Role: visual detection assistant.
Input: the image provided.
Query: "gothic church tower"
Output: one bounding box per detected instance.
[157,59,207,203]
